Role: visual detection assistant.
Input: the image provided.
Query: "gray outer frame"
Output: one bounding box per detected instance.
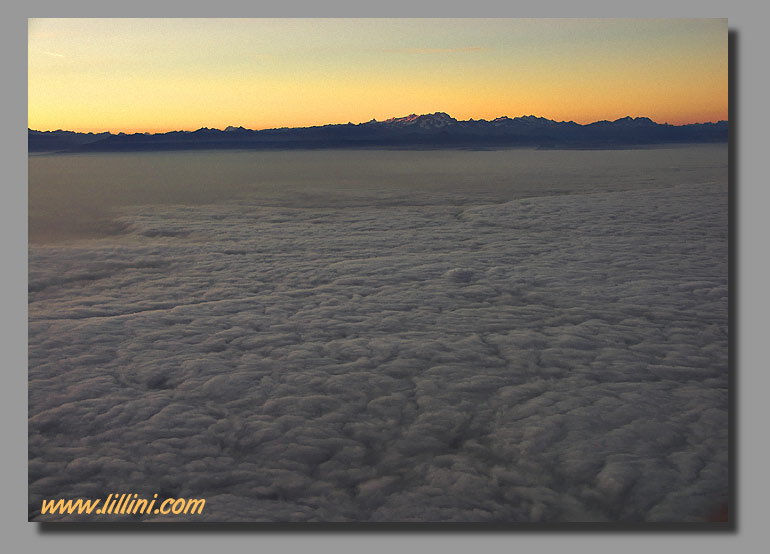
[9,1,767,553]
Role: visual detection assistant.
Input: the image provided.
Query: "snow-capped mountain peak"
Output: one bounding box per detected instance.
[384,112,458,129]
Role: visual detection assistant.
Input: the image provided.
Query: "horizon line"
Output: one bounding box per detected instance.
[28,112,729,136]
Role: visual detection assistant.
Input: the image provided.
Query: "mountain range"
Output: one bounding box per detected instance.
[28,112,729,153]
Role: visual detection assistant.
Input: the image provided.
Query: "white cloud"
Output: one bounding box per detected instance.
[29,171,728,522]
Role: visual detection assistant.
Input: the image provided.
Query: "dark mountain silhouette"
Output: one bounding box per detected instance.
[28,113,728,153]
[28,129,112,152]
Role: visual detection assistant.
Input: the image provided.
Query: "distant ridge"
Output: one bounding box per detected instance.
[28,112,728,153]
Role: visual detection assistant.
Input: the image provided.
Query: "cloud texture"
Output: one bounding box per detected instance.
[29,169,728,522]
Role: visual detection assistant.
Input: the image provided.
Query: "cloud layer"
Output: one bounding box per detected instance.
[29,173,728,522]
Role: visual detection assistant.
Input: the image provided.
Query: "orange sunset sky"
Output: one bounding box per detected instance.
[28,18,728,134]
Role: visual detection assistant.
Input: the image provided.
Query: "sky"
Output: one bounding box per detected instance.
[28,18,728,133]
